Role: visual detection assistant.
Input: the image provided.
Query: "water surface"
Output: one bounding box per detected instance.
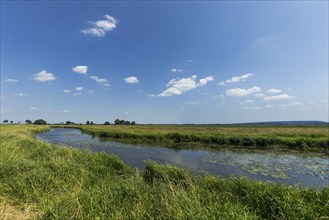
[36,128,329,188]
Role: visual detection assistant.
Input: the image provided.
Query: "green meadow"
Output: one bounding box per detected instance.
[1,124,328,219]
[63,124,329,151]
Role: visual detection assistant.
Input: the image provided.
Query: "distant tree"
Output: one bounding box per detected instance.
[65,121,72,125]
[10,120,13,124]
[120,120,125,125]
[3,119,8,123]
[25,119,32,124]
[90,121,94,125]
[104,121,110,125]
[131,121,136,125]
[34,119,47,125]
[114,119,120,125]
[125,121,131,125]
[86,121,90,125]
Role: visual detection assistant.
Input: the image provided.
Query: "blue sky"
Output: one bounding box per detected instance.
[1,1,328,124]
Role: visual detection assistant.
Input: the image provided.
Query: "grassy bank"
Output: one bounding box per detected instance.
[1,124,328,219]
[60,124,329,151]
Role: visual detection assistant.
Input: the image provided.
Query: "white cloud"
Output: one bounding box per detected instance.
[5,79,18,82]
[57,109,70,113]
[171,68,183,73]
[158,75,213,97]
[263,94,294,101]
[184,101,200,105]
[82,15,117,37]
[0,96,6,99]
[218,81,226,86]
[198,76,214,87]
[63,89,71,93]
[226,73,253,84]
[279,101,302,109]
[226,86,261,97]
[267,89,282,94]
[33,70,56,82]
[254,93,265,97]
[72,65,88,74]
[30,107,37,111]
[75,87,84,91]
[309,100,329,109]
[124,76,139,84]
[91,75,110,86]
[13,93,26,97]
[240,99,254,104]
[73,92,82,96]
[244,105,273,110]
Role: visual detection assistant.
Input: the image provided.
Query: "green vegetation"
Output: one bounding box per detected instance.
[62,124,329,151]
[34,119,47,125]
[114,119,136,125]
[1,125,328,219]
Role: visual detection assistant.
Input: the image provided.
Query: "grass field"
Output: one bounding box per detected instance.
[1,124,329,219]
[60,124,329,151]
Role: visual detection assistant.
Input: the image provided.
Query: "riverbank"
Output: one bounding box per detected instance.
[1,124,328,219]
[56,124,329,152]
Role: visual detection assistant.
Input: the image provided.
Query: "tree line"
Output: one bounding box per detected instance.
[2,119,136,125]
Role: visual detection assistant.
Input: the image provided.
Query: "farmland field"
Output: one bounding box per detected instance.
[1,124,329,219]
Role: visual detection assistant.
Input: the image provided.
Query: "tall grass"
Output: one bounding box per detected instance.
[1,125,328,219]
[64,124,329,151]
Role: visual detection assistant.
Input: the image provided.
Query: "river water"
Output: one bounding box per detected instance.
[36,128,329,188]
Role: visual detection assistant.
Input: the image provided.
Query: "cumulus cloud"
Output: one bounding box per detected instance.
[226,73,253,84]
[226,86,261,97]
[124,76,139,84]
[158,75,213,97]
[33,70,56,82]
[218,81,226,86]
[198,76,214,87]
[72,65,88,74]
[0,96,6,99]
[263,94,294,101]
[267,89,282,94]
[5,79,18,82]
[82,15,117,37]
[75,87,84,91]
[13,93,26,96]
[30,107,37,111]
[63,89,71,93]
[171,68,183,73]
[91,75,110,86]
